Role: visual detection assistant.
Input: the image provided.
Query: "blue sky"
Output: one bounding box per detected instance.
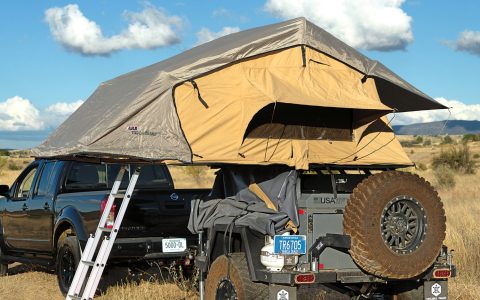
[1,0,479,148]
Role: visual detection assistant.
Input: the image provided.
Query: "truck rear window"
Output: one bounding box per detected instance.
[64,162,170,192]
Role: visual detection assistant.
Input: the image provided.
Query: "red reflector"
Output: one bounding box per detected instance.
[318,263,324,269]
[433,268,451,278]
[100,196,116,229]
[295,273,315,284]
[298,209,305,215]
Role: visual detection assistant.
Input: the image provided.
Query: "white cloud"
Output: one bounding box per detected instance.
[452,30,480,56]
[196,26,240,45]
[0,96,44,131]
[212,8,229,17]
[264,0,413,51]
[0,96,83,131]
[44,100,84,128]
[45,4,182,56]
[392,97,480,125]
[45,100,83,115]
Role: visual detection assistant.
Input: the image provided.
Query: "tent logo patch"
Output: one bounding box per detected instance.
[126,124,159,137]
[126,125,139,132]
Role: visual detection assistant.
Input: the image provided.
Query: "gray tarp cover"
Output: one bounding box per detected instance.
[188,167,298,236]
[33,17,446,162]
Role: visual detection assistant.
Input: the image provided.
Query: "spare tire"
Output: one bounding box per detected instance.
[343,171,446,279]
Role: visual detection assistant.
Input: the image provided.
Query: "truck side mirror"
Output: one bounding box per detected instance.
[0,185,9,195]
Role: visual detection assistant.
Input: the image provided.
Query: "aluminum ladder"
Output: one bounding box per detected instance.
[66,165,141,300]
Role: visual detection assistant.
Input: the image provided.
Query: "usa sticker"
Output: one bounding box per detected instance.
[277,289,289,300]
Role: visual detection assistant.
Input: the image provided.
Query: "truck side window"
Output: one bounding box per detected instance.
[65,162,107,192]
[34,162,56,197]
[136,165,169,188]
[106,164,169,189]
[15,167,38,199]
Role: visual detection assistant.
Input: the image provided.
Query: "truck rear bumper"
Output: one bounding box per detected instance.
[81,237,194,260]
[257,268,383,285]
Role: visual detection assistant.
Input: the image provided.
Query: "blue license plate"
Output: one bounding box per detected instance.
[273,235,306,255]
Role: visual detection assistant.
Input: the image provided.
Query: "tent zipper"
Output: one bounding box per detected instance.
[301,45,306,67]
[190,80,209,108]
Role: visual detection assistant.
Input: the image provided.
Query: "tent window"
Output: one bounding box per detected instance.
[244,103,353,141]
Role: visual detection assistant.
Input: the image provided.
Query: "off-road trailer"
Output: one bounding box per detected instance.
[194,166,455,300]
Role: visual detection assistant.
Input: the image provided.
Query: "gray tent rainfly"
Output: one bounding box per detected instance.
[33,18,446,167]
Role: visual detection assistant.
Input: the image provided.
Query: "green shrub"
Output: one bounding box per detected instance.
[432,144,476,174]
[414,136,424,144]
[423,140,432,147]
[441,135,454,145]
[183,166,207,182]
[462,134,480,143]
[400,140,415,147]
[0,157,7,172]
[433,165,456,189]
[7,160,23,171]
[417,162,427,171]
[0,149,9,156]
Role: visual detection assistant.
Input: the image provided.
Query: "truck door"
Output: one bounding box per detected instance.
[2,161,40,250]
[24,161,59,252]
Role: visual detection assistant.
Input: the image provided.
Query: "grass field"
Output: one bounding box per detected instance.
[0,139,479,299]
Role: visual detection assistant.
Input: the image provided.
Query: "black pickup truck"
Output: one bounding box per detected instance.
[0,159,208,294]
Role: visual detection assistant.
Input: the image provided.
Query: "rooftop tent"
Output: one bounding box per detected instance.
[33,18,446,169]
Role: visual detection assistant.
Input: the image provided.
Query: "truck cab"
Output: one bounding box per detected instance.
[0,159,209,295]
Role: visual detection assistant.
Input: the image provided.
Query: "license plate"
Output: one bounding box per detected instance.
[162,238,187,253]
[273,235,306,255]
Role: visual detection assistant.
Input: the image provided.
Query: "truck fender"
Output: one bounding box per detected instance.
[54,206,88,250]
[206,225,264,282]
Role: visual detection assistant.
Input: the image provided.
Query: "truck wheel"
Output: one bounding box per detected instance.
[393,284,423,300]
[0,246,7,276]
[56,236,81,296]
[344,171,446,279]
[205,253,268,300]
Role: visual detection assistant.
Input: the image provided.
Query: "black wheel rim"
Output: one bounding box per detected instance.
[381,196,427,254]
[60,248,76,288]
[216,278,237,300]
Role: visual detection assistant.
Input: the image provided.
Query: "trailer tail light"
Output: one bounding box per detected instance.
[433,268,451,279]
[298,209,305,215]
[100,196,116,229]
[294,273,315,284]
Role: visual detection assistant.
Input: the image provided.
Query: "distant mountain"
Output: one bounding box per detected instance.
[393,120,480,135]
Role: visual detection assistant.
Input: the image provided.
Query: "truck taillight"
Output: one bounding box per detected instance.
[294,273,315,284]
[433,268,451,279]
[100,196,116,229]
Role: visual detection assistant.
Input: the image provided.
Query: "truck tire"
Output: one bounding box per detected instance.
[393,284,423,300]
[343,171,446,279]
[0,246,7,276]
[205,253,268,300]
[56,235,81,296]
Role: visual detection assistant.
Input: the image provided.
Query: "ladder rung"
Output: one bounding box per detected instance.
[67,166,141,300]
[81,260,95,267]
[99,227,112,232]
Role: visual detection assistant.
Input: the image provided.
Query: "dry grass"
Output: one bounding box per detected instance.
[1,141,479,299]
[0,157,32,186]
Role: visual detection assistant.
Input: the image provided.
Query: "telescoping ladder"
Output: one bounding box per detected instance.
[66,165,141,300]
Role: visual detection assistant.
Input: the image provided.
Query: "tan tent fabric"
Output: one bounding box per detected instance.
[174,46,408,169]
[32,18,445,168]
